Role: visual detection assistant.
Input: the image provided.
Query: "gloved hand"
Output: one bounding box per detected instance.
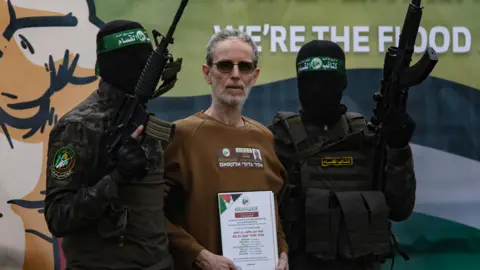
[382,109,416,149]
[112,125,148,184]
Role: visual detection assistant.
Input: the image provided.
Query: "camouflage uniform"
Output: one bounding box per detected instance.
[269,111,416,270]
[44,81,172,270]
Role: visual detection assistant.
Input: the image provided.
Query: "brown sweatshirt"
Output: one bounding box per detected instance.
[164,111,288,269]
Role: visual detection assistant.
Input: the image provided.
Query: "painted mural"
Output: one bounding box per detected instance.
[0,0,103,269]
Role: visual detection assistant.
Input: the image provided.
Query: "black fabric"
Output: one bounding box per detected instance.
[336,191,371,259]
[45,82,171,269]
[296,40,348,127]
[361,192,392,257]
[304,188,340,260]
[115,136,149,183]
[276,111,310,151]
[382,108,416,149]
[299,105,348,129]
[270,112,395,268]
[96,20,153,94]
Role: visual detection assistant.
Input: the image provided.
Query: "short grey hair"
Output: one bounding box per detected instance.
[205,29,259,66]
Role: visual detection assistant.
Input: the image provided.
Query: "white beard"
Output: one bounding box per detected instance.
[213,86,252,108]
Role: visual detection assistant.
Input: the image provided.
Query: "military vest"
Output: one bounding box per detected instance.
[61,84,172,270]
[271,111,393,263]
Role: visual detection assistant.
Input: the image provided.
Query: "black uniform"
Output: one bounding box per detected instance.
[268,40,416,270]
[44,20,174,270]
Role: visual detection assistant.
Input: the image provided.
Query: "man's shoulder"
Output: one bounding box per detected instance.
[270,111,301,125]
[50,99,104,143]
[172,112,208,138]
[49,119,88,145]
[344,111,368,132]
[57,93,103,124]
[266,111,302,145]
[243,116,273,137]
[345,111,366,121]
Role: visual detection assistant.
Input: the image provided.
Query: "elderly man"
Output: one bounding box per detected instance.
[164,29,289,270]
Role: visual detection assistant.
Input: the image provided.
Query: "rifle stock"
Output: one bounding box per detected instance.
[107,0,190,154]
[369,0,439,191]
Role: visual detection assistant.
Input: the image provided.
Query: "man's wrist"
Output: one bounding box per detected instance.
[197,249,209,261]
[386,144,412,164]
[109,168,129,185]
[96,174,119,200]
[194,249,208,267]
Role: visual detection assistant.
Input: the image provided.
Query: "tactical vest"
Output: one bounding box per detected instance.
[272,111,393,263]
[97,128,172,269]
[61,85,172,270]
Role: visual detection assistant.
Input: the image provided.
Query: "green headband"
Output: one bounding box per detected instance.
[96,27,151,54]
[297,56,345,74]
[95,27,151,75]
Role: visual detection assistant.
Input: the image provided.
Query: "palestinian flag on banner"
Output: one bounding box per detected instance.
[218,193,242,214]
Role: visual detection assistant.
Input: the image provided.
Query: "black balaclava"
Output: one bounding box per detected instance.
[296,40,348,127]
[96,20,153,94]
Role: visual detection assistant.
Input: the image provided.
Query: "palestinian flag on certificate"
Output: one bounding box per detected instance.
[218,193,242,214]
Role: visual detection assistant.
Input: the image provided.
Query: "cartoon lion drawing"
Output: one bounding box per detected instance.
[0,0,103,269]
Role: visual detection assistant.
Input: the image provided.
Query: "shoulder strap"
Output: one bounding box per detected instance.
[274,111,310,152]
[345,112,367,133]
[294,113,368,160]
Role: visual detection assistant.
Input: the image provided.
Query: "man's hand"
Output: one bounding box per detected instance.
[383,109,416,149]
[276,252,289,270]
[195,249,237,270]
[113,125,148,183]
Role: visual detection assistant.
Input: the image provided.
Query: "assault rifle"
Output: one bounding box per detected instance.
[107,0,190,154]
[369,0,438,191]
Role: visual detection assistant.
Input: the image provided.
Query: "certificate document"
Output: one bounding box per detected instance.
[217,191,278,270]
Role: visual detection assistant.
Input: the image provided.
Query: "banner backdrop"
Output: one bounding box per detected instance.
[0,0,479,269]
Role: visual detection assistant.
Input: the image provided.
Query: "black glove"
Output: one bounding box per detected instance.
[383,109,416,149]
[112,137,148,184]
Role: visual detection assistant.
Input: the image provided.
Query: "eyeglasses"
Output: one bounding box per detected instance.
[212,60,256,74]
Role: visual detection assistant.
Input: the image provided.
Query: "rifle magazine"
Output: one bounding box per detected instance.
[145,115,176,142]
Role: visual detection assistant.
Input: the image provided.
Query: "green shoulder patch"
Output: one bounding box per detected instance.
[51,147,76,179]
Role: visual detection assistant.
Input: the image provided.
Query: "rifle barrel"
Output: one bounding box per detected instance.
[164,0,190,43]
[133,0,190,103]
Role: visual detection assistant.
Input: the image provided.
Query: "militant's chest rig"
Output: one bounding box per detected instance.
[77,103,173,269]
[98,120,168,243]
[272,111,393,263]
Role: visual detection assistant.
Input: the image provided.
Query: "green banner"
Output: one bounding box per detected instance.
[97,0,478,97]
